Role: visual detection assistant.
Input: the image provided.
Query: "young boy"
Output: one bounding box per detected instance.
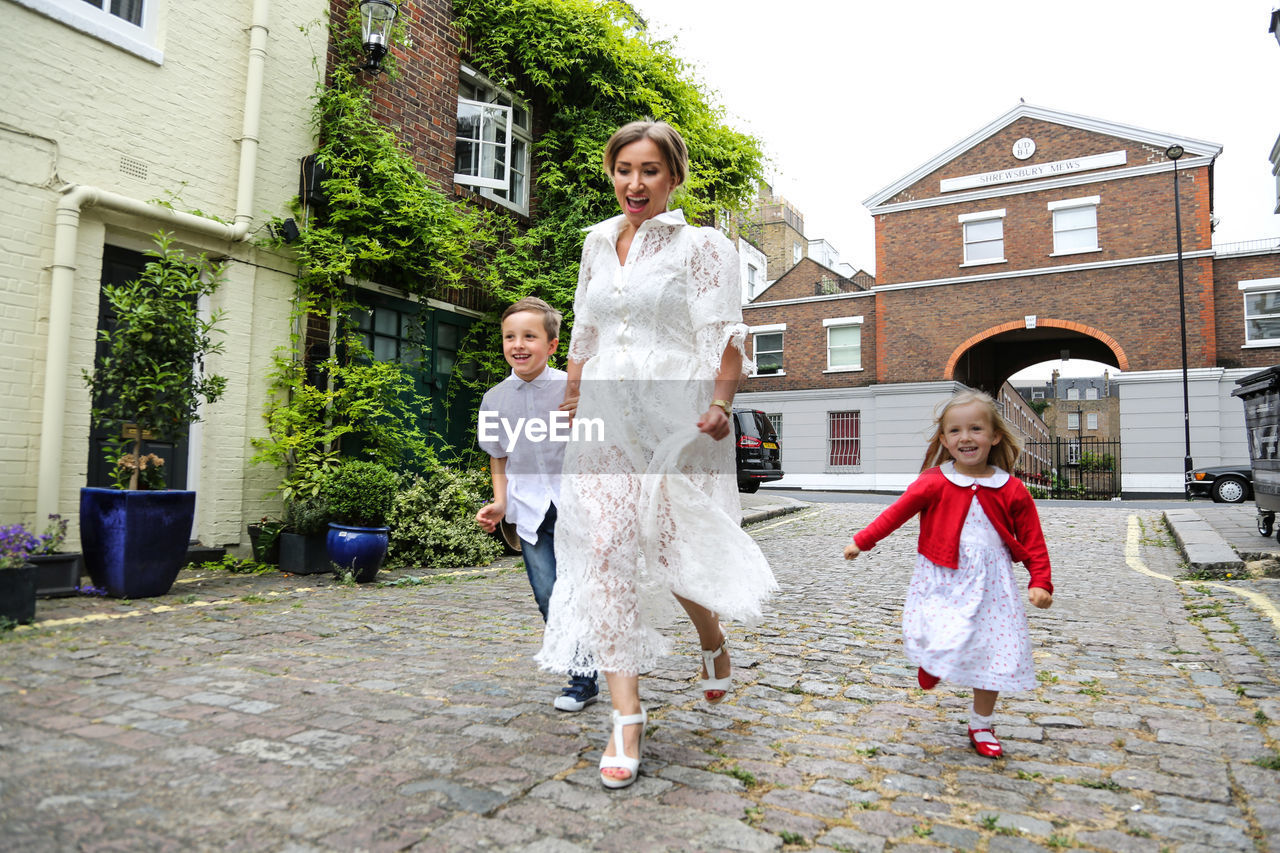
[474,297,599,712]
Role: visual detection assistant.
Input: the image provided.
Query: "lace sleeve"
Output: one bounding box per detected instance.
[567,234,600,362]
[688,228,753,378]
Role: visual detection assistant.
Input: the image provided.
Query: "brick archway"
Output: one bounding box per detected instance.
[943,319,1131,382]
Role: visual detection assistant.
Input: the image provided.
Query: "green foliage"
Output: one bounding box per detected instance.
[1078,451,1115,471]
[387,466,503,569]
[83,232,227,489]
[284,494,330,536]
[451,0,766,399]
[320,460,398,527]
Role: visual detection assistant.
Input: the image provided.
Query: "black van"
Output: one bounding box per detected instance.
[734,408,784,493]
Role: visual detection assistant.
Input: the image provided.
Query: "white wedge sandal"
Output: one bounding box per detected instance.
[599,707,647,789]
[699,641,732,704]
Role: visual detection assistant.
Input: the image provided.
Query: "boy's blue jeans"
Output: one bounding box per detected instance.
[520,504,558,622]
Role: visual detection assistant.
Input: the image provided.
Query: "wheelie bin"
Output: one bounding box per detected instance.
[1230,365,1280,540]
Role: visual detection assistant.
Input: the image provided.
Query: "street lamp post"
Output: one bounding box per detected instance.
[1166,144,1193,498]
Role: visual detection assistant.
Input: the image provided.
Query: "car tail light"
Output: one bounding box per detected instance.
[738,435,762,449]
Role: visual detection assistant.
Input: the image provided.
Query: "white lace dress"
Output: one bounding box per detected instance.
[902,463,1036,692]
[536,210,778,676]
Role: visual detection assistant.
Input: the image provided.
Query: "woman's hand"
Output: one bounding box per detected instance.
[697,405,732,440]
[1028,587,1053,609]
[559,391,579,423]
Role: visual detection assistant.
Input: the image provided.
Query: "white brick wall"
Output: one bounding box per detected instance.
[0,0,326,543]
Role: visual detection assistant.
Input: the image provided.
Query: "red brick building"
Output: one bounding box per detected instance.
[737,104,1280,495]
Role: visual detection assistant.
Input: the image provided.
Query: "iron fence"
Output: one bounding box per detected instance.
[1018,437,1122,500]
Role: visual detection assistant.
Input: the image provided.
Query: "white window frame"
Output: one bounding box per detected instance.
[1067,439,1082,465]
[1085,387,1099,400]
[1087,412,1099,431]
[1067,412,1080,430]
[827,411,861,468]
[13,0,161,63]
[1032,390,1045,400]
[793,242,803,264]
[822,316,863,373]
[766,413,782,443]
[1239,277,1280,348]
[1048,196,1100,256]
[750,324,785,376]
[456,66,531,215]
[959,208,1006,266]
[1067,387,1080,401]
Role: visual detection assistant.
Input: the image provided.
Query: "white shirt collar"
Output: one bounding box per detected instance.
[506,364,557,388]
[585,208,688,235]
[941,459,1009,488]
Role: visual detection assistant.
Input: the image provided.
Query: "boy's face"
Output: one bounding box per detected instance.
[501,310,558,381]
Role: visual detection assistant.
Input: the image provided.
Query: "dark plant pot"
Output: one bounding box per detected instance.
[80,487,196,599]
[0,565,37,624]
[247,524,281,565]
[326,523,389,583]
[27,552,82,598]
[278,531,331,574]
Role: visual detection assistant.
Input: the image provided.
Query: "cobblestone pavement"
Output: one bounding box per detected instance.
[3,503,1280,852]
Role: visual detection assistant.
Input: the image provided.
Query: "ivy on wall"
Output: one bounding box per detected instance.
[271,0,765,478]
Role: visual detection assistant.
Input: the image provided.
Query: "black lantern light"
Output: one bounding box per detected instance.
[359,0,399,73]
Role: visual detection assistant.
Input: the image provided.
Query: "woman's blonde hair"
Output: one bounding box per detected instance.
[921,389,1022,473]
[602,120,688,188]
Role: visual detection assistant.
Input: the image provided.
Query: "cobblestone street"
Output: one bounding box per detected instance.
[3,502,1280,852]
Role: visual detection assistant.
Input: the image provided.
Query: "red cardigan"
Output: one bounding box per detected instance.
[853,465,1053,592]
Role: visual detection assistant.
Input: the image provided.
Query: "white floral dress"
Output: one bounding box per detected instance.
[536,210,778,677]
[902,463,1036,692]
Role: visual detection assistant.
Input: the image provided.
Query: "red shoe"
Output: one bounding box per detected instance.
[917,667,940,690]
[968,727,1003,758]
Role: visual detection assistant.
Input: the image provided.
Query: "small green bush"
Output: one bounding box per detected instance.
[284,494,330,535]
[321,460,398,527]
[388,466,502,569]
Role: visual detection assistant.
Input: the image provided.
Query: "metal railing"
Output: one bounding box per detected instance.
[1214,237,1280,256]
[1018,437,1122,500]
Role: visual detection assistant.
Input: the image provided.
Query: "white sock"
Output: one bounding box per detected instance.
[969,711,993,731]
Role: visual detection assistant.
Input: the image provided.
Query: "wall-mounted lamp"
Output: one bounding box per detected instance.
[359,0,399,73]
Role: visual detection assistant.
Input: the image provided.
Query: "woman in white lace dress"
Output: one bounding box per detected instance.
[536,121,777,789]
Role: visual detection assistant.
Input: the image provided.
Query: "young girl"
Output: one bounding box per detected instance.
[843,389,1053,758]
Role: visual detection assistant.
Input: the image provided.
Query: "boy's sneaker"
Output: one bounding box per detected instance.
[554,675,599,712]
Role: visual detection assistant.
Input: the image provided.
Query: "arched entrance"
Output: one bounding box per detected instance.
[944,319,1130,394]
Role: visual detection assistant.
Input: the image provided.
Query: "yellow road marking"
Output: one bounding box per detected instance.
[747,505,819,533]
[1126,514,1280,633]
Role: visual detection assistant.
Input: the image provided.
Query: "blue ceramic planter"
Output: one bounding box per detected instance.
[325,523,389,583]
[80,488,196,598]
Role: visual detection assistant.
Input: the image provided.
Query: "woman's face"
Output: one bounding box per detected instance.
[611,136,678,229]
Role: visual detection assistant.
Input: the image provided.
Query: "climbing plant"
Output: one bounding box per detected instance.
[450,0,766,412]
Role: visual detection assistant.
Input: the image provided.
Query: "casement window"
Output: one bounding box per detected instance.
[793,242,803,265]
[1032,390,1045,400]
[456,66,531,214]
[828,411,861,467]
[16,0,160,62]
[1240,278,1280,346]
[959,209,1005,265]
[746,263,759,299]
[823,316,863,371]
[1087,413,1099,431]
[1049,196,1100,255]
[750,324,785,375]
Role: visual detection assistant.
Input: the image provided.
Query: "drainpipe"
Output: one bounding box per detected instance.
[35,0,271,521]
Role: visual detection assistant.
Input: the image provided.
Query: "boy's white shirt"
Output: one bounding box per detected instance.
[477,364,567,545]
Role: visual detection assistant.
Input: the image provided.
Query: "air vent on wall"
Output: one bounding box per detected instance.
[119,156,148,181]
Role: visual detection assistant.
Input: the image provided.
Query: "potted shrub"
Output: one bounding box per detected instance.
[246,516,285,565]
[0,524,39,625]
[321,460,397,582]
[277,495,332,575]
[24,514,82,598]
[79,232,227,598]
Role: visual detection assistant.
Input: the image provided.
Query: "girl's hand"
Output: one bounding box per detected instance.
[1028,587,1053,609]
[697,405,732,440]
[843,543,861,560]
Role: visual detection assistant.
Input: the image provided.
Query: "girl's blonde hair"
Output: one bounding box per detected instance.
[921,389,1022,473]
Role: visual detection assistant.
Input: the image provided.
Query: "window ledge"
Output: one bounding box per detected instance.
[752,370,787,377]
[825,466,862,472]
[1242,341,1280,349]
[1050,247,1101,258]
[13,0,162,63]
[959,258,1007,268]
[823,366,864,374]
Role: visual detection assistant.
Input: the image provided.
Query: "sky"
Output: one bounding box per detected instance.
[629,1,1280,378]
